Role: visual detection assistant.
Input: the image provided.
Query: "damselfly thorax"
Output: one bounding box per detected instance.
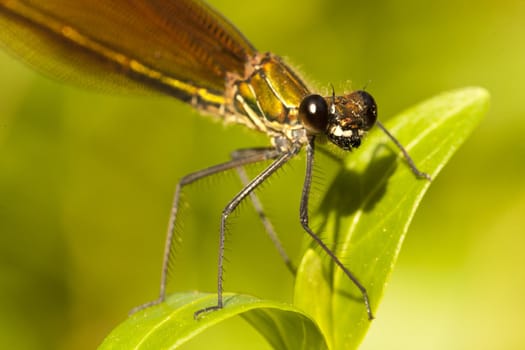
[226,53,308,139]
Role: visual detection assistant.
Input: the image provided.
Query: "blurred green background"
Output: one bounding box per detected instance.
[0,0,524,349]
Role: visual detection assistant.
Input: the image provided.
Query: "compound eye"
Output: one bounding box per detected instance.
[298,94,329,134]
[350,90,377,130]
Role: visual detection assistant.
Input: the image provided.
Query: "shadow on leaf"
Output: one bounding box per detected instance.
[316,145,398,244]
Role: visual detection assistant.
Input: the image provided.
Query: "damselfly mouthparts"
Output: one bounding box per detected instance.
[0,0,429,320]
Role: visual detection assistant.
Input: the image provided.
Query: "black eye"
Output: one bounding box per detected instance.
[298,94,329,134]
[352,90,377,130]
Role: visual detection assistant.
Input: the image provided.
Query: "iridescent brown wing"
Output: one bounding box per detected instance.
[0,0,256,105]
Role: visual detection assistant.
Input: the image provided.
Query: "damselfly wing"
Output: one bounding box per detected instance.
[0,0,429,320]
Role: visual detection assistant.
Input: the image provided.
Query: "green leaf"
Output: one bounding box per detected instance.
[99,292,328,349]
[99,87,488,349]
[293,249,334,347]
[294,87,489,349]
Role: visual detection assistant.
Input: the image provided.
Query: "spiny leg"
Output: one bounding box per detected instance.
[299,137,374,320]
[194,147,300,319]
[376,121,431,180]
[232,148,296,274]
[130,149,281,314]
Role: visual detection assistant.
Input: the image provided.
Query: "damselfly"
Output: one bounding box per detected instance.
[0,0,429,320]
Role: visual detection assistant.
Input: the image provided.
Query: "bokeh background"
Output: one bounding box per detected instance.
[1,0,524,349]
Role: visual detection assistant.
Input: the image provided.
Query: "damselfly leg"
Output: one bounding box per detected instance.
[376,121,431,180]
[232,148,297,275]
[130,148,282,314]
[194,145,302,318]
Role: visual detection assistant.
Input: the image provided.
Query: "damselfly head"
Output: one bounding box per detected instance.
[325,90,377,151]
[298,90,377,150]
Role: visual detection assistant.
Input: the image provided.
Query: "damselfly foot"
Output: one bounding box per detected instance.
[128,297,164,316]
[194,304,223,320]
